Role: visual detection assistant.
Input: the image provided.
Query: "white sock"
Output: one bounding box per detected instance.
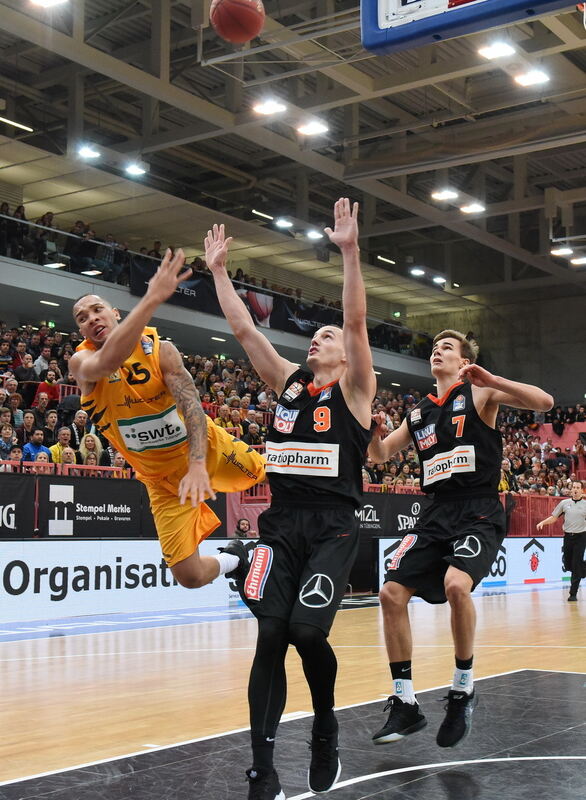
[214,553,239,575]
[452,667,474,694]
[393,678,417,704]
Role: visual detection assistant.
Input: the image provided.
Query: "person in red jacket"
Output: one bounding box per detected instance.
[33,369,60,408]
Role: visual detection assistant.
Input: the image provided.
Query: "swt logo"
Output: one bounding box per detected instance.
[118,406,187,453]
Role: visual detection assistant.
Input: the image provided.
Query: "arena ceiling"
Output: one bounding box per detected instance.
[1,0,586,315]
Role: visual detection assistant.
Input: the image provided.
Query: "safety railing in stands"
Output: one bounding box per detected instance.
[0,460,131,478]
[0,460,57,474]
[204,404,274,428]
[58,384,81,401]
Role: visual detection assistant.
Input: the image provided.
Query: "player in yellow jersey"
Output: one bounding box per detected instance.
[69,248,265,589]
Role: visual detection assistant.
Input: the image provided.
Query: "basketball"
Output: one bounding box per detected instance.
[210,0,265,45]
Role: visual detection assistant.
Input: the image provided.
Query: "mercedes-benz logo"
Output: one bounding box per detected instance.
[453,535,482,558]
[411,502,420,515]
[299,574,335,608]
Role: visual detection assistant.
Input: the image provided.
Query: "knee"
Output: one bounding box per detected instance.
[379,581,410,614]
[257,617,289,651]
[444,574,472,604]
[173,572,207,589]
[289,623,326,655]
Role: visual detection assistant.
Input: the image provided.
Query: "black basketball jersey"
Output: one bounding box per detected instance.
[406,380,501,496]
[265,368,372,508]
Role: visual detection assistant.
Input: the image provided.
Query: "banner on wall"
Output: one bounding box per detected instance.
[36,476,143,538]
[0,539,243,623]
[130,262,341,338]
[0,474,36,538]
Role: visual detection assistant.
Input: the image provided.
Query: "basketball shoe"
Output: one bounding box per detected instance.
[372,696,427,744]
[217,539,250,582]
[436,689,477,747]
[308,729,341,793]
[245,768,285,800]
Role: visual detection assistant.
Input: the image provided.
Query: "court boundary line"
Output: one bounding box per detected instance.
[287,756,586,800]
[0,668,539,787]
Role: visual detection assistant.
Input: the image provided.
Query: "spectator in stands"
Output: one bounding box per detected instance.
[499,458,519,492]
[34,369,60,408]
[242,422,263,446]
[43,409,59,447]
[49,427,72,463]
[8,393,23,427]
[79,433,103,465]
[83,451,99,467]
[147,240,162,259]
[382,473,395,491]
[33,345,51,378]
[0,407,11,427]
[0,341,12,370]
[214,404,232,428]
[16,409,36,446]
[31,450,52,474]
[0,423,14,458]
[33,392,49,428]
[112,451,130,474]
[14,353,36,406]
[0,444,22,471]
[10,340,27,370]
[254,411,268,439]
[22,428,52,463]
[68,409,89,449]
[234,518,257,538]
[60,447,79,474]
[229,408,244,437]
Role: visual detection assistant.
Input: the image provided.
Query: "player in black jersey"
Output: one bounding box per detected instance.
[205,199,376,800]
[369,329,553,749]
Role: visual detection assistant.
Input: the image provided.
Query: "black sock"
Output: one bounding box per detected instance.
[312,708,338,736]
[251,732,275,774]
[390,660,412,681]
[455,655,473,670]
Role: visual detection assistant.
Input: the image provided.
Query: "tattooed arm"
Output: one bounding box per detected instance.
[160,341,216,506]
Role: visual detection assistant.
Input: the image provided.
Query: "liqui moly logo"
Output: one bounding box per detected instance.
[244,545,273,601]
[273,404,300,434]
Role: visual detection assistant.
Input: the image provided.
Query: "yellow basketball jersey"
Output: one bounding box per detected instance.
[77,327,190,478]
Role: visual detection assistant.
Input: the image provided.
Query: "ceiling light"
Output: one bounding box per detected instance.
[78,144,101,159]
[253,99,287,115]
[377,255,396,265]
[453,282,460,288]
[550,246,573,256]
[0,115,34,133]
[433,276,446,284]
[570,256,586,265]
[31,0,68,7]
[81,269,103,276]
[514,69,549,87]
[460,202,486,214]
[40,300,60,307]
[431,189,459,201]
[410,268,425,276]
[297,121,328,136]
[43,262,66,269]
[125,163,146,176]
[392,382,401,387]
[306,230,323,240]
[252,209,274,220]
[274,218,293,229]
[374,370,382,375]
[478,42,516,60]
[211,336,226,342]
[392,311,401,317]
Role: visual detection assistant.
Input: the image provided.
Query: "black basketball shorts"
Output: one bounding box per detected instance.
[384,495,506,604]
[242,503,359,635]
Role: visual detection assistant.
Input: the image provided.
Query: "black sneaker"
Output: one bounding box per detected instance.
[218,539,250,581]
[245,768,285,800]
[568,595,578,602]
[372,696,427,744]
[308,730,341,793]
[436,689,477,748]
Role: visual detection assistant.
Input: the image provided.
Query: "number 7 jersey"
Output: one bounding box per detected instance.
[406,380,502,496]
[76,327,189,477]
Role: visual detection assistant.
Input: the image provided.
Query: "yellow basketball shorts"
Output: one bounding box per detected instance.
[140,419,265,567]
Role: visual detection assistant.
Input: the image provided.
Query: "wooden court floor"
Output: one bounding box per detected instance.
[0,588,584,784]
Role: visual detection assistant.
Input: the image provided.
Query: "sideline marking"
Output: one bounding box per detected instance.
[288,757,586,800]
[0,670,527,787]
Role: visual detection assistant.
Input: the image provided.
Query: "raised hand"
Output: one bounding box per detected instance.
[204,223,233,272]
[458,363,496,388]
[146,248,192,305]
[372,410,389,438]
[324,197,359,250]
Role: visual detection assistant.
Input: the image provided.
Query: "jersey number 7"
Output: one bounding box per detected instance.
[452,415,465,437]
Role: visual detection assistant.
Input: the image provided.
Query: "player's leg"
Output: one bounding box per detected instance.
[568,533,585,600]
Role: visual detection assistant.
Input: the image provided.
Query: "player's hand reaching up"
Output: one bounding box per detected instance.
[146,248,192,305]
[205,224,233,272]
[324,197,359,251]
[372,410,389,438]
[458,363,496,388]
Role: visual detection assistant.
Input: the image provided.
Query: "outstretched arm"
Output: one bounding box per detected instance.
[459,364,553,412]
[368,415,412,463]
[160,341,216,506]
[71,249,191,386]
[324,199,376,415]
[205,224,296,395]
[536,514,559,531]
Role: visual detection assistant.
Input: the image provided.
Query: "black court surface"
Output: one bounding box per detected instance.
[1,670,584,800]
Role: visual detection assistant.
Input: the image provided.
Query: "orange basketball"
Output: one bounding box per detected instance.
[210,0,265,45]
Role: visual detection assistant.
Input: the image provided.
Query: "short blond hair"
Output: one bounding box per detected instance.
[433,330,478,363]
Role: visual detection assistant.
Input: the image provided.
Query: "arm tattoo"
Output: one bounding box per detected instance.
[166,367,207,463]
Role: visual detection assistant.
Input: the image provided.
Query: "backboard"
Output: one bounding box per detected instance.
[361,0,574,55]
